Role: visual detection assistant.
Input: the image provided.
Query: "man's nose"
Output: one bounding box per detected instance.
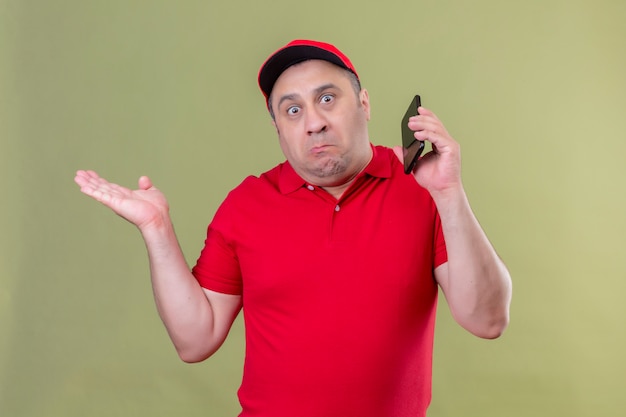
[305,107,328,135]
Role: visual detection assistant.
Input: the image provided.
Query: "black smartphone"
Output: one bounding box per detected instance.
[401,95,425,174]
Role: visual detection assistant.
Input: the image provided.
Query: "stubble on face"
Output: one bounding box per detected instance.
[307,148,351,179]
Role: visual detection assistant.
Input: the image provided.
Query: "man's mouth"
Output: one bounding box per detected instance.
[311,144,332,154]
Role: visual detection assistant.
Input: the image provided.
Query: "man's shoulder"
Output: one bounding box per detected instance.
[365,144,403,179]
[225,162,286,200]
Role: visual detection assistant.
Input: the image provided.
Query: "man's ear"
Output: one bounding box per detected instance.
[360,89,371,121]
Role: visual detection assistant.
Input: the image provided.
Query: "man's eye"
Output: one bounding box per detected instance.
[321,94,333,103]
[287,106,300,115]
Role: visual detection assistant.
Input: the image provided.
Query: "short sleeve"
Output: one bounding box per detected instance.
[192,224,243,295]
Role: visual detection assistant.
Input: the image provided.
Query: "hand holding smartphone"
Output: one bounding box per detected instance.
[401,95,425,174]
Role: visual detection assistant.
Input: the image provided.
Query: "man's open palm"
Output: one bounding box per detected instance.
[74,170,169,230]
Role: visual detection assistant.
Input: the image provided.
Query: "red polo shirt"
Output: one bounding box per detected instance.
[193,145,447,417]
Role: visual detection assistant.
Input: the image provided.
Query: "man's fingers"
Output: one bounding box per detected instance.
[408,113,452,151]
[417,106,441,122]
[75,170,123,202]
[409,118,446,135]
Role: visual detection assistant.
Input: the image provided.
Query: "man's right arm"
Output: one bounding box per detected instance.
[141,220,242,362]
[74,170,241,362]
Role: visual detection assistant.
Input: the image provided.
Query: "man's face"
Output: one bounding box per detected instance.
[270,60,372,188]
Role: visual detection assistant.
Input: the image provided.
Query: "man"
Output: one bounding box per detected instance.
[75,39,512,417]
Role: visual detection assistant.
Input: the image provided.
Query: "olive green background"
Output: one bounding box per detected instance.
[2,0,625,416]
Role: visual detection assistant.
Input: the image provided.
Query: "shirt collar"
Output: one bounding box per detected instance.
[278,144,392,194]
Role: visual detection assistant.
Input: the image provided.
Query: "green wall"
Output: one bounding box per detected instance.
[2,0,625,415]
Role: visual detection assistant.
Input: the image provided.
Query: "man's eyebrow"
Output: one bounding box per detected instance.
[275,83,341,110]
[276,93,300,111]
[313,83,339,96]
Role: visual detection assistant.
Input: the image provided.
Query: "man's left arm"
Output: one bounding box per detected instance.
[394,106,512,339]
[431,187,512,339]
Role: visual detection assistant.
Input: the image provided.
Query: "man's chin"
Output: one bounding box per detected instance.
[309,158,347,179]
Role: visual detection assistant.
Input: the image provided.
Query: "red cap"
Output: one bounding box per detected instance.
[258,39,359,104]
